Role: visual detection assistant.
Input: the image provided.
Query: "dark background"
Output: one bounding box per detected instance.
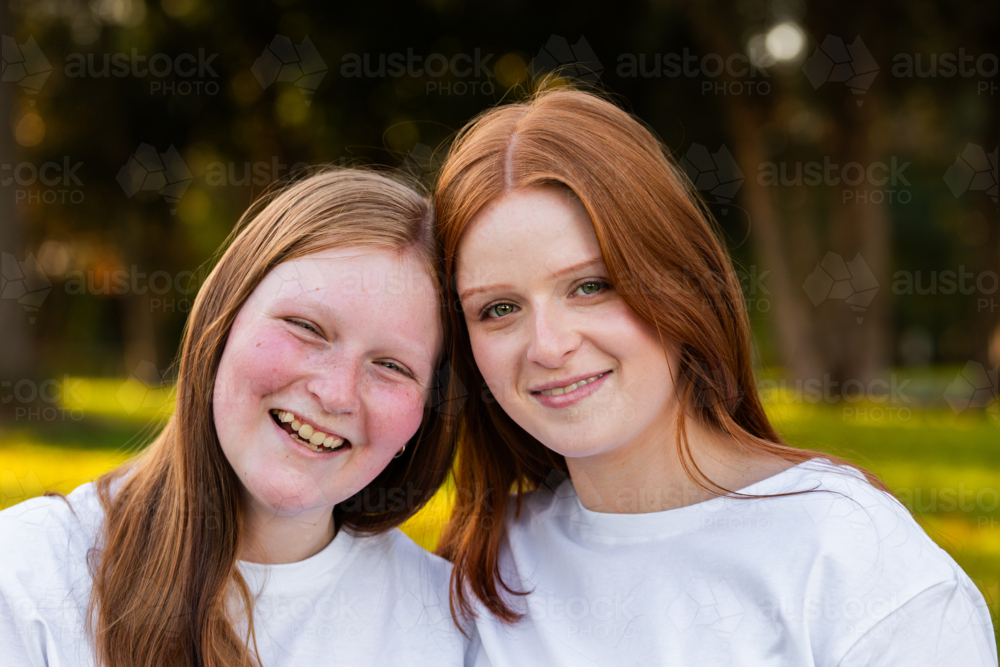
[2,0,997,391]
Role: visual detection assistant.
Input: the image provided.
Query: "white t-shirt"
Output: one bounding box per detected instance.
[0,481,481,666]
[471,459,998,666]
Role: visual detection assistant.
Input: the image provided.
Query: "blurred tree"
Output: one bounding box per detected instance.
[683,0,999,386]
[1,0,36,382]
[1,0,996,391]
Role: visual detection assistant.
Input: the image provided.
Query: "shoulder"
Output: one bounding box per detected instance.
[0,482,104,575]
[786,463,996,664]
[0,482,103,652]
[768,459,946,562]
[751,460,988,636]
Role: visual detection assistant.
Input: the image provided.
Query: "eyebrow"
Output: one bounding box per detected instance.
[275,294,437,374]
[458,257,606,302]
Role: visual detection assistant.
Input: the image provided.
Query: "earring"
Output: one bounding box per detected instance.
[393,444,406,459]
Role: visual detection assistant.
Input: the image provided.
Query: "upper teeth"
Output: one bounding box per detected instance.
[539,373,605,396]
[273,410,346,451]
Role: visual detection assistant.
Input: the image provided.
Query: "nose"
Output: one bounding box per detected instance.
[525,303,581,369]
[307,356,362,416]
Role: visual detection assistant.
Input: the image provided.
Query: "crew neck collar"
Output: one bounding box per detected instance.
[237,525,360,592]
[542,458,833,543]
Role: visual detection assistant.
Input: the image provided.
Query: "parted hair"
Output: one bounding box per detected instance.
[433,87,890,624]
[89,168,457,667]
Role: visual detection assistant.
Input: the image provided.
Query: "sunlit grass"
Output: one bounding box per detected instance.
[1,375,997,636]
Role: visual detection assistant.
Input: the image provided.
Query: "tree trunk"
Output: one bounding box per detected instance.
[683,1,826,381]
[823,103,893,386]
[727,107,826,381]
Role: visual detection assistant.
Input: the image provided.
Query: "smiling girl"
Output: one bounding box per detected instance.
[435,89,996,665]
[0,169,479,666]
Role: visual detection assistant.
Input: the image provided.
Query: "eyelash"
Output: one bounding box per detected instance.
[287,319,414,379]
[286,319,413,378]
[289,318,320,335]
[377,361,414,379]
[478,280,612,321]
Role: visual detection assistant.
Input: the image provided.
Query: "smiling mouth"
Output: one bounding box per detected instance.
[270,409,351,454]
[533,373,608,396]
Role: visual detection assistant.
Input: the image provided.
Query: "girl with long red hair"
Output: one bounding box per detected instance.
[435,88,996,665]
[0,169,480,666]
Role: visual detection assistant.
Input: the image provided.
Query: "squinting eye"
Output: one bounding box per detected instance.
[484,303,518,319]
[290,319,320,334]
[575,281,609,296]
[378,361,411,377]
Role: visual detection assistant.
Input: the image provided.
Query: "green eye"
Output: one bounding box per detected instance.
[576,281,607,296]
[484,303,518,319]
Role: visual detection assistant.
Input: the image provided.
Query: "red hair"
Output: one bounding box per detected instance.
[433,87,889,624]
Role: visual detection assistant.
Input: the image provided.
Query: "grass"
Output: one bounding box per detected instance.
[1,374,997,639]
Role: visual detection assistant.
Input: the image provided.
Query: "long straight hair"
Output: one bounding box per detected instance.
[433,87,891,623]
[88,168,457,667]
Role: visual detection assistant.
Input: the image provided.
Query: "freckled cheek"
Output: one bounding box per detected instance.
[364,384,427,451]
[228,327,308,397]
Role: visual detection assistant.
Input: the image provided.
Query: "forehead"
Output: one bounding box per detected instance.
[251,246,442,353]
[265,246,435,302]
[455,186,602,287]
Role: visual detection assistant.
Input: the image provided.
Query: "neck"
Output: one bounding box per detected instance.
[564,408,791,514]
[239,498,337,564]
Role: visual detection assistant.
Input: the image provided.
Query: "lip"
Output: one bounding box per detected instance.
[528,370,613,394]
[269,411,352,458]
[530,371,611,409]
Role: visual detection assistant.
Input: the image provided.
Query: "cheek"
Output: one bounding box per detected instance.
[468,329,518,392]
[363,382,427,450]
[214,324,303,425]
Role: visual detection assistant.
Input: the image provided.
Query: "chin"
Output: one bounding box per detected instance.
[529,424,611,459]
[244,468,334,515]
